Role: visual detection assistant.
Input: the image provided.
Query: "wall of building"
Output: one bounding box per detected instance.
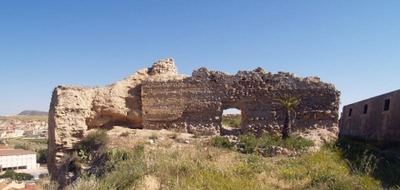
[142,67,340,136]
[0,154,37,170]
[340,90,400,142]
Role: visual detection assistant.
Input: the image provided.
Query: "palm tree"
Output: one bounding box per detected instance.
[276,96,299,139]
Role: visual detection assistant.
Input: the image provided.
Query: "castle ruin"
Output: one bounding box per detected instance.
[48,58,340,179]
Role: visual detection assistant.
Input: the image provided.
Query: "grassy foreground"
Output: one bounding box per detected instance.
[43,130,395,190]
[66,145,380,190]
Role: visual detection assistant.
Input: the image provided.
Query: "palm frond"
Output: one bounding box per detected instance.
[275,96,299,110]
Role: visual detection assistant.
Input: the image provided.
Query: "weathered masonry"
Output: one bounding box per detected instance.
[141,69,340,135]
[48,58,340,179]
[340,90,400,142]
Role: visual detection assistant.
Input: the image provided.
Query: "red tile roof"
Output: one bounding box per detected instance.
[0,149,36,156]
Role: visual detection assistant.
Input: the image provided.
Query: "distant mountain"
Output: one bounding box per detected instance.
[18,110,48,116]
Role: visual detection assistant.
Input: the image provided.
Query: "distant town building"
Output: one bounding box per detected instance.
[339,90,400,142]
[0,117,48,139]
[0,129,24,138]
[0,148,37,171]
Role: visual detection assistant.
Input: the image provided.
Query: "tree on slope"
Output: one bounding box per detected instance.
[276,96,299,139]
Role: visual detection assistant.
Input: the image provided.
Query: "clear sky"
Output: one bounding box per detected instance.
[0,1,399,115]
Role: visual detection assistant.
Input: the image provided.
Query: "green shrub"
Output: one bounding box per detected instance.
[237,135,258,154]
[150,149,263,190]
[74,129,109,169]
[258,134,281,148]
[67,140,386,190]
[211,136,234,149]
[258,134,314,151]
[14,143,30,150]
[60,152,83,176]
[279,145,381,189]
[76,129,109,154]
[5,138,47,152]
[337,138,400,188]
[281,136,314,151]
[233,154,266,176]
[107,145,144,167]
[99,156,147,189]
[80,145,148,190]
[37,148,48,164]
[37,178,60,190]
[0,170,34,181]
[212,134,314,156]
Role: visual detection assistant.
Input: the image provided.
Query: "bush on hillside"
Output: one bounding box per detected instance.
[280,144,380,189]
[71,145,147,190]
[0,170,34,181]
[69,141,382,190]
[211,134,314,156]
[280,136,314,151]
[37,148,48,164]
[76,129,109,155]
[210,136,234,149]
[237,135,258,154]
[337,138,400,188]
[14,143,30,150]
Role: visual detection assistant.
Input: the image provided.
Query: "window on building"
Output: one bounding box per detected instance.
[348,108,352,116]
[363,104,368,114]
[384,99,390,111]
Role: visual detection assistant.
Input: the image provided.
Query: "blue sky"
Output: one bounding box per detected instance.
[0,1,399,115]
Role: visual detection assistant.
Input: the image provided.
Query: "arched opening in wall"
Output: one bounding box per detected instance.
[221,108,242,135]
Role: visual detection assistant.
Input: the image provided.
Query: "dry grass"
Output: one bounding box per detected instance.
[65,129,381,190]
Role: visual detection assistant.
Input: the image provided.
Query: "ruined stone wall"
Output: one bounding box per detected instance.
[141,67,340,136]
[47,58,184,180]
[48,58,340,181]
[141,79,225,135]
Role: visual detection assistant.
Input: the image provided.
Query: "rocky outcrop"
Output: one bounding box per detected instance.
[48,58,340,182]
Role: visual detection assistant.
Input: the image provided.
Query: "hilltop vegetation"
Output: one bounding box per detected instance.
[39,127,400,190]
[2,138,47,150]
[41,118,400,189]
